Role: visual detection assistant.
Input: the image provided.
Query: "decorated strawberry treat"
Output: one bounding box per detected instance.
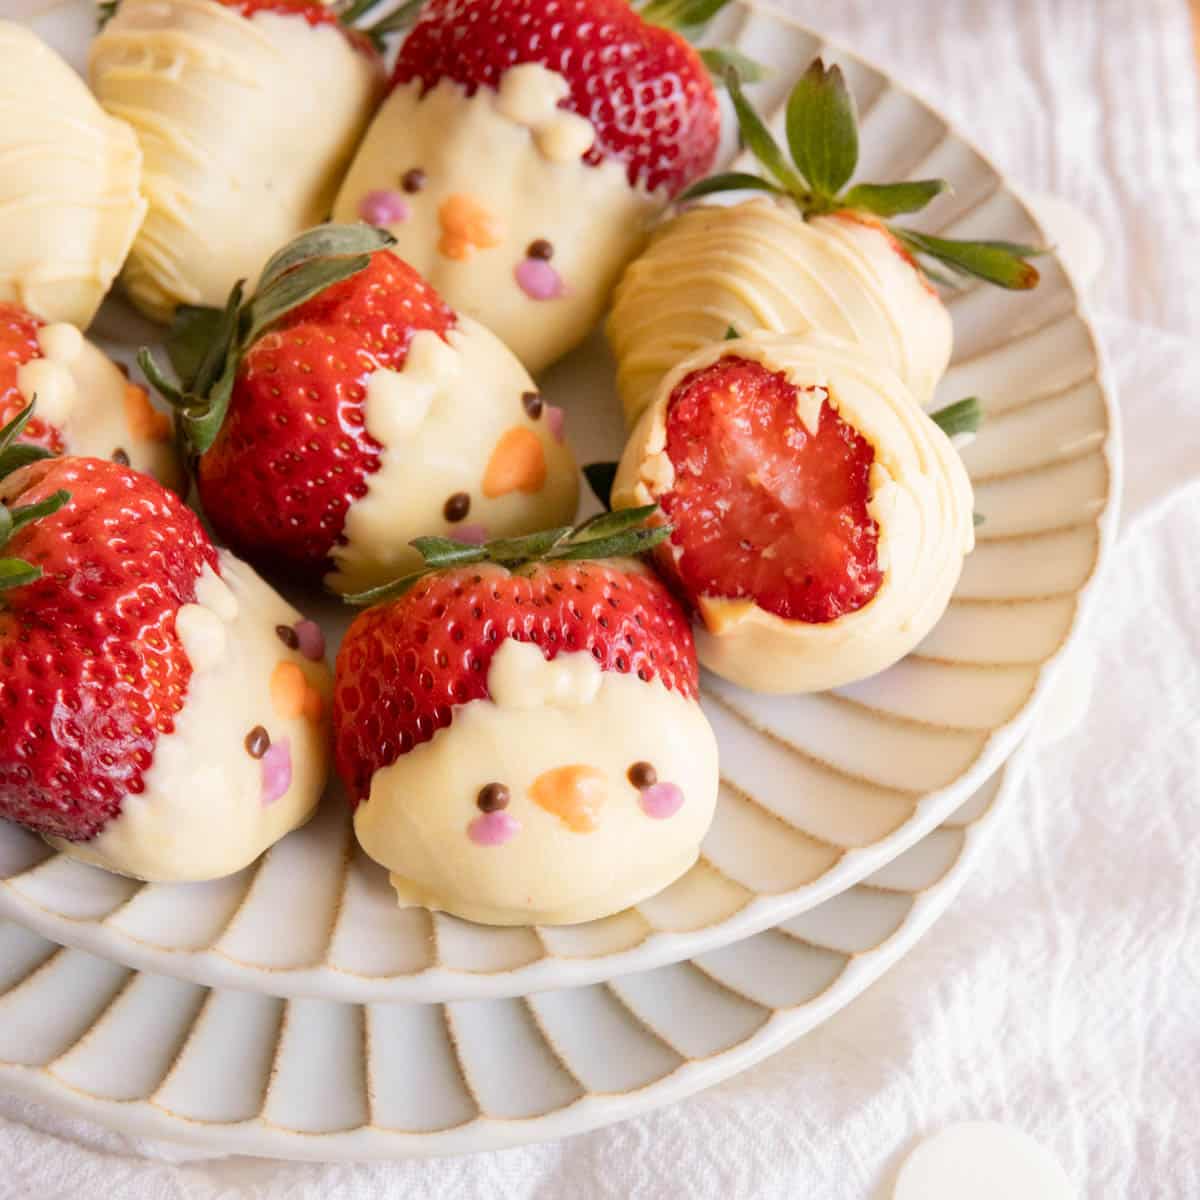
[0,421,330,882]
[0,302,181,491]
[609,61,1042,425]
[612,332,976,693]
[332,0,734,374]
[0,22,145,329]
[334,509,719,926]
[139,225,578,594]
[90,0,383,322]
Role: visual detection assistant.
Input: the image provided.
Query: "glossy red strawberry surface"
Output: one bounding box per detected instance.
[215,0,338,28]
[0,303,62,454]
[197,252,455,577]
[392,0,721,197]
[334,560,698,804]
[658,357,882,625]
[0,458,218,841]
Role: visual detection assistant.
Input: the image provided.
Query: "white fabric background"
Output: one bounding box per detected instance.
[2,0,1199,1195]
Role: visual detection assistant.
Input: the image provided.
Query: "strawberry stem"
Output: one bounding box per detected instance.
[0,402,69,594]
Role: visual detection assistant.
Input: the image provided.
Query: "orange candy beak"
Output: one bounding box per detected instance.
[437,193,503,261]
[482,427,546,498]
[529,765,606,833]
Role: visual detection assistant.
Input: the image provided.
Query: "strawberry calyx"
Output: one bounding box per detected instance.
[683,60,1043,290]
[345,505,673,607]
[139,223,396,463]
[0,403,69,594]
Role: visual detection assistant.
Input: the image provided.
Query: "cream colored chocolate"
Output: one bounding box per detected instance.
[613,332,975,694]
[90,0,381,321]
[354,638,718,926]
[333,68,663,374]
[608,199,954,425]
[0,22,145,329]
[49,553,331,882]
[16,322,182,491]
[326,320,579,595]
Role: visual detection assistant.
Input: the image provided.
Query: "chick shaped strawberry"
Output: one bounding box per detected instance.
[90,0,383,322]
[332,0,732,373]
[0,416,330,882]
[609,62,1042,424]
[334,509,718,926]
[612,332,976,694]
[0,302,181,491]
[140,225,579,595]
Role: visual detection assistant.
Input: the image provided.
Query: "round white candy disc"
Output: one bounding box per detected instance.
[894,1121,1075,1200]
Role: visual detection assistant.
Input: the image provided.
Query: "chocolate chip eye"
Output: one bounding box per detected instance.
[527,238,554,261]
[111,447,130,466]
[401,167,426,193]
[443,492,471,522]
[521,390,544,419]
[477,782,510,812]
[275,624,300,650]
[627,761,657,789]
[245,726,271,759]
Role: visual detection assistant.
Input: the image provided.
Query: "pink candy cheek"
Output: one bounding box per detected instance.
[468,810,521,846]
[261,739,292,806]
[639,781,684,820]
[293,619,325,662]
[545,405,566,444]
[359,190,410,226]
[454,523,490,546]
[515,258,566,300]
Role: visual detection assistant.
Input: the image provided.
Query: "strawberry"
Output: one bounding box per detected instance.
[334,508,692,806]
[0,432,215,842]
[391,0,725,197]
[656,355,882,624]
[0,304,63,454]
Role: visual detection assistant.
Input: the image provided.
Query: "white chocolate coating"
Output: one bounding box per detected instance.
[90,0,382,321]
[0,22,146,329]
[608,199,954,425]
[332,70,663,374]
[49,553,331,882]
[613,332,975,694]
[326,319,579,595]
[354,639,719,926]
[16,323,182,490]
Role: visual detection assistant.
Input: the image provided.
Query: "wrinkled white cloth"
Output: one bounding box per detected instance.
[3,0,1199,1196]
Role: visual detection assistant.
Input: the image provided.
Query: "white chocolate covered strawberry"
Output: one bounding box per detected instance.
[90,0,383,322]
[0,22,146,329]
[613,333,976,694]
[335,513,718,926]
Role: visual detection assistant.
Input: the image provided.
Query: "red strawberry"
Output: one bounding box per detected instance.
[0,304,63,454]
[0,448,216,841]
[334,510,693,806]
[392,0,723,197]
[654,355,882,624]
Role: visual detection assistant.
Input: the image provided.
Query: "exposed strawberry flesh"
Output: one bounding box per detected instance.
[197,253,455,576]
[334,561,698,805]
[392,0,720,197]
[0,302,63,454]
[0,458,218,841]
[659,357,882,625]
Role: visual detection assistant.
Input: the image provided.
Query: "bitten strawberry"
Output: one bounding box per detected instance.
[334,508,719,926]
[333,0,733,372]
[91,0,383,321]
[612,332,977,694]
[609,60,1043,424]
[141,225,578,594]
[0,301,180,489]
[0,416,330,882]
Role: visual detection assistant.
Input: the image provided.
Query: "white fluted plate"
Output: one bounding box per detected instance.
[0,2,1118,1002]
[0,757,1014,1160]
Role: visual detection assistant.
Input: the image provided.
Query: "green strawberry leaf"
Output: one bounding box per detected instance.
[638,0,734,29]
[484,526,575,564]
[0,402,36,455]
[700,47,769,86]
[136,347,185,409]
[724,325,740,339]
[893,229,1043,290]
[725,68,809,196]
[929,397,983,439]
[567,505,659,545]
[359,0,426,43]
[583,461,619,511]
[549,523,672,562]
[679,171,785,201]
[97,0,118,29]
[256,223,395,296]
[785,59,858,201]
[408,537,491,569]
[244,253,373,346]
[8,490,69,537]
[0,558,42,593]
[842,179,950,218]
[166,304,226,393]
[0,443,53,479]
[191,281,244,402]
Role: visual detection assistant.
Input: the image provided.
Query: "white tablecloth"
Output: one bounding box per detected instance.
[3,0,1199,1195]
